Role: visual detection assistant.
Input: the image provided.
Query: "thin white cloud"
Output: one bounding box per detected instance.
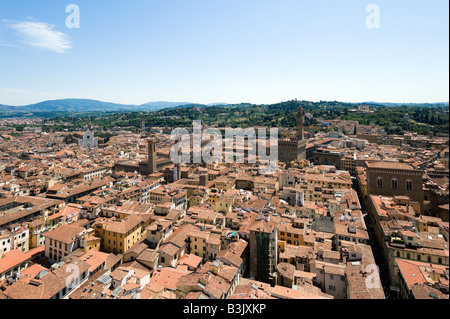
[0,39,18,48]
[0,88,67,106]
[7,20,72,53]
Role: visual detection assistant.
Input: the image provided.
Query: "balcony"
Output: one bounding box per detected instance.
[390,237,405,248]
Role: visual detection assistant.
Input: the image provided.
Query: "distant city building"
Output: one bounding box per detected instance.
[358,104,370,113]
[349,104,373,114]
[23,127,42,134]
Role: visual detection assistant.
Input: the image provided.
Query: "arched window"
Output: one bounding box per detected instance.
[392,179,398,190]
[377,177,383,188]
[406,180,413,191]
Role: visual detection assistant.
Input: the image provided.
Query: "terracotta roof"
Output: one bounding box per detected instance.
[0,250,32,275]
[150,267,190,292]
[43,224,85,244]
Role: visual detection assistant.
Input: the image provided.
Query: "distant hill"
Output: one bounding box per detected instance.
[0,104,11,111]
[49,99,141,111]
[2,99,135,113]
[0,99,198,113]
[0,98,447,114]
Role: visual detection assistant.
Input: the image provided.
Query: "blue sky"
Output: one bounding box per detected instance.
[0,0,448,106]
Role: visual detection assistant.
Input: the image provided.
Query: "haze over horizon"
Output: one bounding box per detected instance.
[1,0,449,106]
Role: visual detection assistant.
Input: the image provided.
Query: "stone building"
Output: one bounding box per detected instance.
[366,161,424,210]
[313,148,343,170]
[114,140,167,175]
[278,107,307,165]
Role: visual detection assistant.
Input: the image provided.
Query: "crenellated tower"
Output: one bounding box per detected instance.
[278,106,306,165]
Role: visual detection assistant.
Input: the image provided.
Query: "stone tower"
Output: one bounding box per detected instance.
[87,116,92,131]
[173,163,181,182]
[278,106,307,165]
[148,140,157,175]
[296,107,304,140]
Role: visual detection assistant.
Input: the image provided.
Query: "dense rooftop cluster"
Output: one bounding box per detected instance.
[0,116,448,300]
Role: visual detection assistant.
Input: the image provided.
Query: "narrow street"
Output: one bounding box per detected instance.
[352,177,395,299]
[363,213,395,299]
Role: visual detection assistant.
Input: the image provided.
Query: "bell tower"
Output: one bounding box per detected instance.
[87,116,92,131]
[148,140,157,174]
[296,107,304,140]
